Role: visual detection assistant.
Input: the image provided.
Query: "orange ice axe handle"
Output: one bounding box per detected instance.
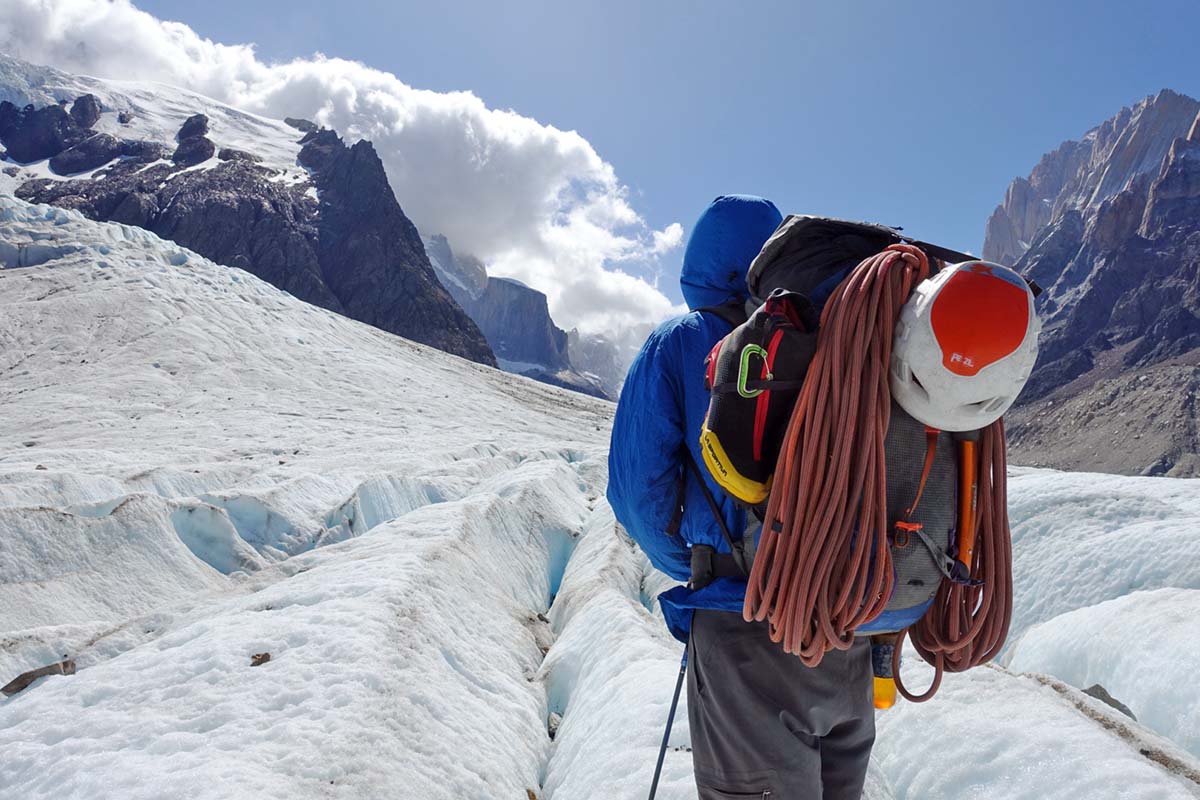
[957,438,978,572]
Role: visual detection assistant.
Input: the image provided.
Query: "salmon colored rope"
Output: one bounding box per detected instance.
[742,244,1013,701]
[895,420,1012,701]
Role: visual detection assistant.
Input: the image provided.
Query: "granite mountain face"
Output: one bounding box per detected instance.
[423,233,612,399]
[0,54,495,367]
[983,90,1200,477]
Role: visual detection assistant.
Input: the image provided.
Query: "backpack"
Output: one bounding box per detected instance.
[697,215,978,634]
[698,289,818,505]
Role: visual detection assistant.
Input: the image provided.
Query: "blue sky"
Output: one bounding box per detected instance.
[134,0,1200,304]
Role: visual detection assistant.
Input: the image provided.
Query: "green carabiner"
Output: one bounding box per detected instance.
[737,344,772,398]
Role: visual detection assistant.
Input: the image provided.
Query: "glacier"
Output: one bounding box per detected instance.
[1,195,1199,798]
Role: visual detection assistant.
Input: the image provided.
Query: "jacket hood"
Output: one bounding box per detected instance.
[680,195,783,310]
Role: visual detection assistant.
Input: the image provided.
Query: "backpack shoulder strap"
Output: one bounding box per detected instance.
[695,300,750,328]
[684,452,746,569]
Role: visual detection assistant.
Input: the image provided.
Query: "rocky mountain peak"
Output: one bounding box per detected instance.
[421,232,611,398]
[1140,127,1200,239]
[424,234,488,304]
[473,276,570,372]
[290,129,495,365]
[988,89,1200,477]
[984,90,1200,265]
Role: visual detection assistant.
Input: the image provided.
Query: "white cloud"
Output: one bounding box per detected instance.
[0,0,686,342]
[652,222,684,255]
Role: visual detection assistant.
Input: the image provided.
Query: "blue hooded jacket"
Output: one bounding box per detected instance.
[607,195,783,641]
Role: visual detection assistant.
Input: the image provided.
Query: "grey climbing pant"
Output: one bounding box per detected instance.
[687,609,875,799]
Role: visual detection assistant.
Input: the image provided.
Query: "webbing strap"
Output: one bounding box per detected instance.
[907,427,941,518]
[913,526,981,587]
[696,301,750,328]
[685,453,749,576]
[893,427,940,547]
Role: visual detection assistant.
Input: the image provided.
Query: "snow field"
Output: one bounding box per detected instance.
[0,195,620,797]
[0,195,610,655]
[1004,467,1200,650]
[0,54,306,173]
[998,466,1200,769]
[0,496,229,632]
[875,658,1200,799]
[0,454,591,799]
[0,201,608,484]
[539,500,694,799]
[0,442,586,644]
[1009,587,1200,758]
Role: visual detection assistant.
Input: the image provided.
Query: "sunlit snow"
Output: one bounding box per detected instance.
[1,196,1198,798]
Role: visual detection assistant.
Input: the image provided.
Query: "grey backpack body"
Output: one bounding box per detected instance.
[855,403,960,635]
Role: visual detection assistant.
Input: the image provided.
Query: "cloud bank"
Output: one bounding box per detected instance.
[0,0,685,338]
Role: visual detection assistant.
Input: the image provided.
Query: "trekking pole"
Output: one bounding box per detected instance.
[648,648,688,800]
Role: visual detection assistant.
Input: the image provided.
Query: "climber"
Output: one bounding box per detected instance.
[607,196,876,800]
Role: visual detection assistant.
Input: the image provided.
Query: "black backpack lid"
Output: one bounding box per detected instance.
[746,215,980,304]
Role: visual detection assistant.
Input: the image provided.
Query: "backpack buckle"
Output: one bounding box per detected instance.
[689,544,716,590]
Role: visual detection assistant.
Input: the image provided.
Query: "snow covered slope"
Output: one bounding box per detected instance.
[1010,588,1200,758]
[1004,468,1200,649]
[2,196,1199,798]
[0,197,605,631]
[0,53,303,173]
[999,468,1200,762]
[0,197,614,797]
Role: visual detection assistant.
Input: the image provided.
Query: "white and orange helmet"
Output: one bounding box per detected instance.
[890,261,1040,432]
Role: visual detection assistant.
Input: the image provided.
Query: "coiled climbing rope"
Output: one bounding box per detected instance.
[741,243,1013,701]
[895,420,1011,701]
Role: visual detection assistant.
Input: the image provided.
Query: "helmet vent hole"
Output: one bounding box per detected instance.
[967,397,1007,414]
[909,373,930,403]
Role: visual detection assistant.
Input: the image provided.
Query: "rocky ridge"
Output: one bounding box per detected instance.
[984,90,1200,266]
[983,90,1200,476]
[1,91,494,366]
